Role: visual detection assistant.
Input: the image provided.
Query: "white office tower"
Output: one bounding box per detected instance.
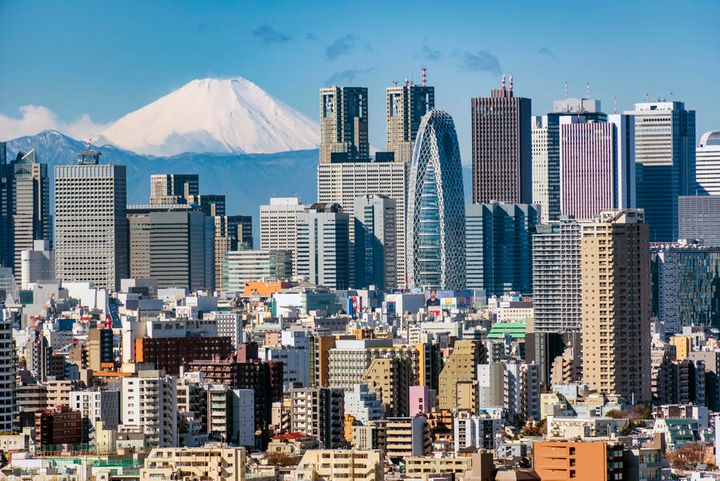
[20,240,54,289]
[353,195,397,290]
[259,197,309,275]
[531,116,558,223]
[317,161,407,288]
[697,131,720,195]
[531,217,582,332]
[121,370,178,448]
[54,149,128,291]
[296,203,349,290]
[0,305,15,432]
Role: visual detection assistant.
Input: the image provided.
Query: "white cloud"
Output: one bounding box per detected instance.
[0,105,111,141]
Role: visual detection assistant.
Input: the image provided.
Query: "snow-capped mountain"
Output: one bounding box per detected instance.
[98,77,319,156]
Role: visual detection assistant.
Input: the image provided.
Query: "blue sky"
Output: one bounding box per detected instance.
[1,0,718,160]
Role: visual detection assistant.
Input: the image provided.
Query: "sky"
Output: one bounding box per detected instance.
[1,0,719,162]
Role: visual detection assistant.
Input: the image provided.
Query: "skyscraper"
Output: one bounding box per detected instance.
[696,131,720,195]
[0,143,13,271]
[150,174,199,205]
[465,202,539,296]
[214,215,252,289]
[353,194,397,290]
[627,101,696,242]
[386,81,435,164]
[319,87,369,163]
[407,110,465,290]
[317,162,407,287]
[532,216,582,333]
[471,79,532,204]
[0,304,15,432]
[559,114,635,219]
[54,148,128,291]
[532,98,606,222]
[260,197,309,275]
[679,195,720,246]
[581,209,651,402]
[11,150,50,282]
[296,203,350,290]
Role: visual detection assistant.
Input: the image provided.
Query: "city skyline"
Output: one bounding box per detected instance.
[1,1,719,165]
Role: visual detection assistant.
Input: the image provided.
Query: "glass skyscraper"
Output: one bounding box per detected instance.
[407,110,465,290]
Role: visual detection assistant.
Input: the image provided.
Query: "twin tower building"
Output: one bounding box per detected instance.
[316,82,464,291]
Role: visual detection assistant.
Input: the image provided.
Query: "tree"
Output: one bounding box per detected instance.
[668,442,707,470]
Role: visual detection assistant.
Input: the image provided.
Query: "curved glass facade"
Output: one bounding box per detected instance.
[407,110,465,289]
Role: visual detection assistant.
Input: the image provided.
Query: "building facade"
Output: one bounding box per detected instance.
[353,195,396,290]
[296,203,349,290]
[679,195,720,246]
[319,87,369,163]
[407,110,465,290]
[386,82,435,164]
[259,197,308,275]
[697,131,720,195]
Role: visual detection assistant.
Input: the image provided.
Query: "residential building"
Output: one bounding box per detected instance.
[293,449,383,481]
[581,209,651,402]
[54,148,128,290]
[407,110,465,290]
[466,202,538,295]
[438,340,483,410]
[471,80,532,204]
[0,305,15,432]
[121,370,178,448]
[344,384,385,425]
[140,445,246,481]
[453,412,502,454]
[34,405,83,449]
[296,203,349,289]
[319,86,369,163]
[69,388,120,430]
[382,416,431,459]
[532,216,582,332]
[628,101,696,242]
[364,357,412,417]
[290,386,344,449]
[533,441,625,481]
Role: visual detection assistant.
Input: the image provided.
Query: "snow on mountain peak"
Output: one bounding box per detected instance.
[99,76,319,156]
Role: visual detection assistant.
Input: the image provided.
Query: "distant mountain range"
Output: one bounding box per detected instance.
[6,130,318,241]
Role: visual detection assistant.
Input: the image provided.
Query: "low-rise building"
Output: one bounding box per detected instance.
[140,444,246,481]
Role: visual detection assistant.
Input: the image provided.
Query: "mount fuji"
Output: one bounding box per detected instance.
[97,77,319,156]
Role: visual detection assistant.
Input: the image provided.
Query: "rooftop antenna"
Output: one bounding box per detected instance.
[585,81,590,98]
[501,74,506,92]
[564,81,568,99]
[613,96,617,114]
[404,78,409,87]
[509,75,514,92]
[393,80,399,87]
[421,67,427,87]
[645,92,649,102]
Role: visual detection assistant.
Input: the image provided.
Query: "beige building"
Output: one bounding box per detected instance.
[386,82,435,165]
[293,449,383,481]
[438,340,483,410]
[364,357,412,417]
[140,444,246,481]
[405,455,471,478]
[581,209,651,403]
[319,87,369,164]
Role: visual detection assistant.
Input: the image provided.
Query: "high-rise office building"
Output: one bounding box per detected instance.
[192,194,226,217]
[353,194,396,290]
[466,202,539,296]
[317,160,407,288]
[11,150,50,283]
[679,195,720,246]
[627,101,696,242]
[581,209,651,402]
[319,87,369,163]
[696,131,720,195]
[532,217,582,333]
[471,80,532,204]
[0,305,15,432]
[214,215,252,289]
[386,81,435,164]
[148,210,215,291]
[20,240,54,289]
[296,203,350,290]
[150,174,199,205]
[54,149,128,291]
[259,197,309,275]
[532,98,606,222]
[0,143,12,271]
[407,110,465,290]
[559,114,635,219]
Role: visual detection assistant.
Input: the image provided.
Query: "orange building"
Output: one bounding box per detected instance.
[243,281,293,297]
[533,441,624,481]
